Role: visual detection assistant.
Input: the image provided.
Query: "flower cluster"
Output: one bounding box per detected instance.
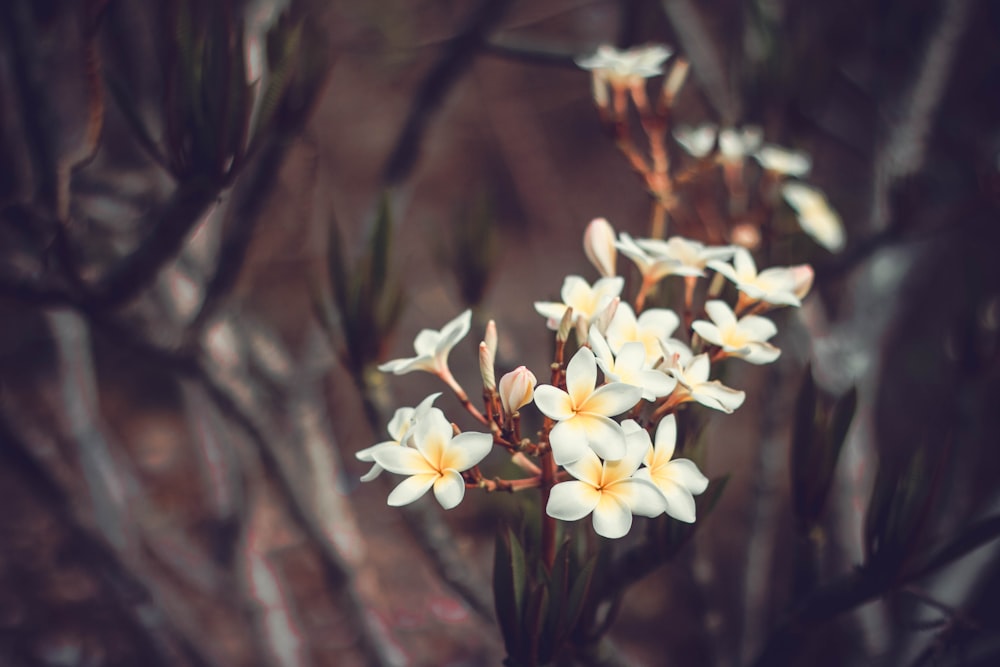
[363,217,811,540]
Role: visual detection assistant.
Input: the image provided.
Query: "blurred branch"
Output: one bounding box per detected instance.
[0,413,211,667]
[659,0,737,122]
[481,39,579,68]
[381,0,514,184]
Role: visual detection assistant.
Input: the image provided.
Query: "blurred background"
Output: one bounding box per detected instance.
[1,0,999,665]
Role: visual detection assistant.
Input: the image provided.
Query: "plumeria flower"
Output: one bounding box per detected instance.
[584,217,618,278]
[633,416,709,523]
[718,126,763,162]
[371,409,492,510]
[575,44,672,82]
[590,327,676,401]
[378,310,472,376]
[615,233,680,284]
[534,275,624,330]
[546,420,665,539]
[707,248,807,307]
[781,182,845,253]
[533,347,642,465]
[673,123,718,158]
[635,236,736,278]
[753,145,812,178]
[605,302,680,365]
[661,344,746,413]
[692,300,781,365]
[576,44,672,111]
[356,393,442,482]
[498,366,537,416]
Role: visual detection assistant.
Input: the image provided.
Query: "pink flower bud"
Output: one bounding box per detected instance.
[499,366,537,416]
[791,265,814,301]
[479,342,496,391]
[583,218,617,278]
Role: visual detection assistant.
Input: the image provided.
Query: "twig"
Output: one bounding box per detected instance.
[381,0,514,185]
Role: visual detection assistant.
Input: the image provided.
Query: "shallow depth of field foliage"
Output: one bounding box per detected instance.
[1,1,999,666]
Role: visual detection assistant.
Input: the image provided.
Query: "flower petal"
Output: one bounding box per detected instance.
[563,447,604,487]
[742,342,782,365]
[691,381,746,413]
[546,481,601,521]
[534,302,569,329]
[372,446,430,475]
[691,321,723,347]
[607,478,666,517]
[433,469,466,509]
[436,310,472,354]
[704,300,737,329]
[413,408,452,464]
[576,414,627,461]
[565,347,598,407]
[359,463,384,482]
[739,315,778,341]
[654,479,697,523]
[665,459,710,495]
[579,382,642,417]
[592,493,633,539]
[548,418,595,466]
[440,431,493,471]
[533,385,575,421]
[653,414,677,464]
[387,473,438,506]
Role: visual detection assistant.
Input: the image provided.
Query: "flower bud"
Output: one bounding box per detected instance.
[557,307,574,343]
[499,366,537,416]
[479,342,495,392]
[484,320,498,362]
[592,296,620,336]
[790,265,814,301]
[583,218,617,278]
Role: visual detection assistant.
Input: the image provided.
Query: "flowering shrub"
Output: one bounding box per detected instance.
[358,42,842,663]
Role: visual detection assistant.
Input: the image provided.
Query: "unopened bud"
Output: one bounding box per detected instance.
[499,366,537,415]
[791,265,814,301]
[584,217,617,278]
[593,296,620,336]
[484,320,498,362]
[557,307,574,343]
[479,342,496,391]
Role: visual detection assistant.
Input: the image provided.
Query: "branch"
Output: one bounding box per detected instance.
[381,0,514,184]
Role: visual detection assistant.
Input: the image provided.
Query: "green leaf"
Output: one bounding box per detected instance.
[494,530,526,658]
[560,554,597,639]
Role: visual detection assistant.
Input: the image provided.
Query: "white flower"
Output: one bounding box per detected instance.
[635,236,736,278]
[546,420,665,539]
[718,126,763,162]
[371,408,492,509]
[781,182,845,253]
[692,300,781,364]
[584,218,618,278]
[615,233,679,283]
[590,327,676,401]
[633,416,709,522]
[378,310,472,376]
[673,123,718,158]
[707,248,806,307]
[662,348,746,413]
[753,145,812,177]
[605,302,680,365]
[534,276,625,330]
[356,393,442,482]
[533,347,642,465]
[575,44,672,82]
[498,366,537,415]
